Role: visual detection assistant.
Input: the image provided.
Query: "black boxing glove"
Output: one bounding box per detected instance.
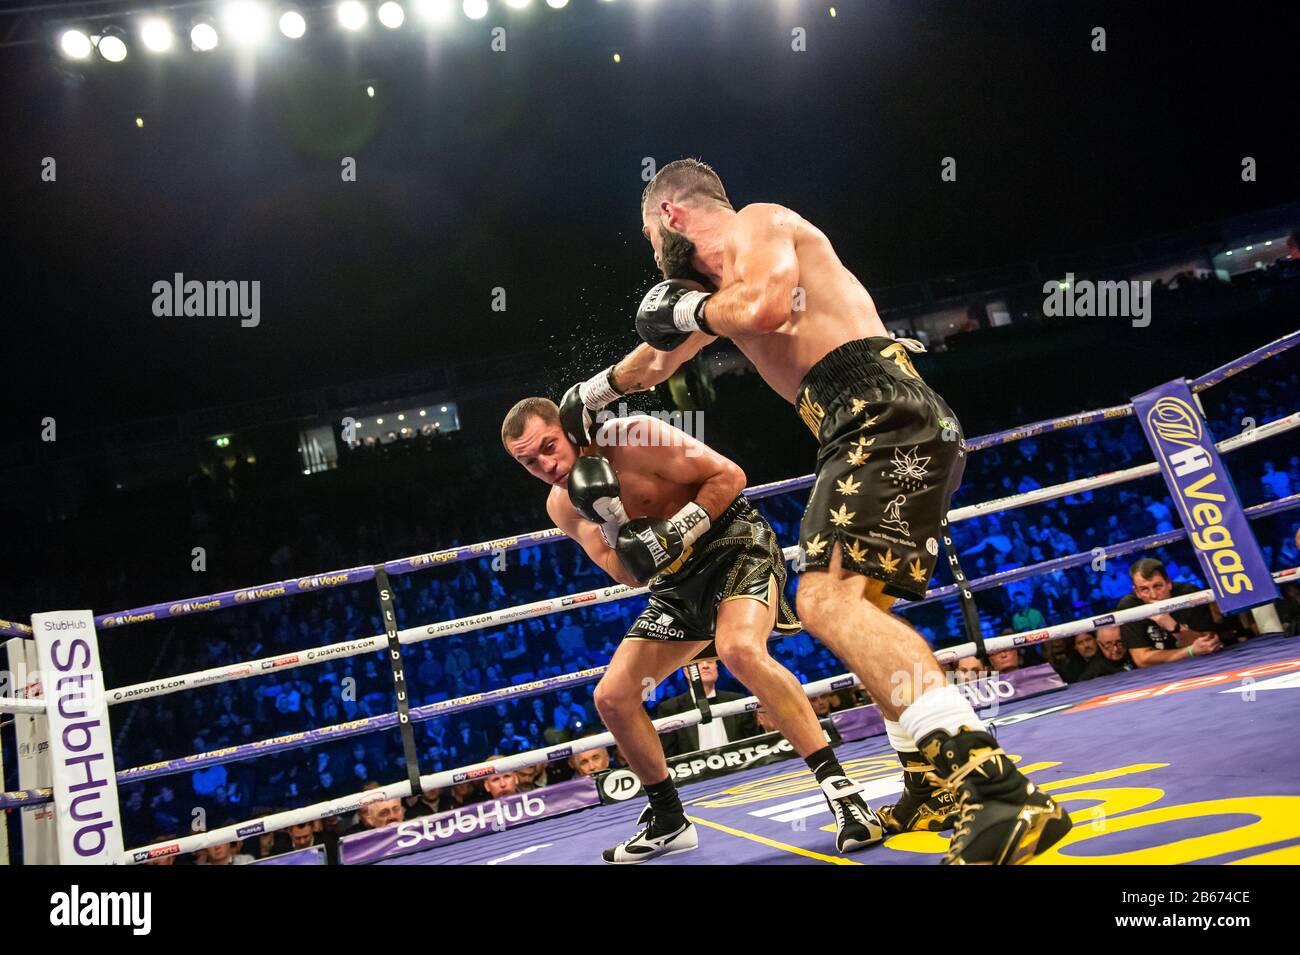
[635,279,713,351]
[560,366,623,448]
[615,502,712,584]
[567,455,629,547]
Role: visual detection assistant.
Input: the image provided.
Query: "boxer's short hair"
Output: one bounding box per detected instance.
[501,396,560,447]
[1129,557,1168,581]
[641,157,732,218]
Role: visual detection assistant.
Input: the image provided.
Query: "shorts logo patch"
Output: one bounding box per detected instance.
[877,547,901,575]
[880,341,921,379]
[844,539,869,564]
[849,398,868,415]
[834,474,862,496]
[798,389,825,438]
[890,446,931,488]
[926,537,939,556]
[880,494,910,536]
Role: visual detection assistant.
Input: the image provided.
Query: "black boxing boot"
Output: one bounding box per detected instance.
[918,726,1072,865]
[820,775,886,852]
[877,749,957,834]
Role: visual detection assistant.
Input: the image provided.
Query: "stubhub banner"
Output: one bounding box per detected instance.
[1133,379,1278,613]
[339,777,599,864]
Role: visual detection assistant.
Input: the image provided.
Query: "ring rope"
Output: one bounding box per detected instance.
[5,491,1294,719]
[4,550,1297,813]
[104,563,1299,864]
[4,331,1290,640]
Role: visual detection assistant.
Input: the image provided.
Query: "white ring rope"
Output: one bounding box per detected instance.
[81,409,1300,706]
[115,564,1300,864]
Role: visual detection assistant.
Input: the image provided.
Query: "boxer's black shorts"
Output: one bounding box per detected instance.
[795,337,966,600]
[626,496,800,658]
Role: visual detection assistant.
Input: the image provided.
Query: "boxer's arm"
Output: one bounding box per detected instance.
[546,490,643,589]
[698,204,799,338]
[609,333,715,394]
[610,417,746,521]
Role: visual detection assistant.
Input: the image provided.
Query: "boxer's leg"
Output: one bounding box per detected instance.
[714,579,825,756]
[795,542,945,721]
[596,636,706,863]
[716,576,884,852]
[593,637,707,785]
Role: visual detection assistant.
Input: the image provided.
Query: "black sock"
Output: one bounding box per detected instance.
[805,745,844,784]
[644,776,684,824]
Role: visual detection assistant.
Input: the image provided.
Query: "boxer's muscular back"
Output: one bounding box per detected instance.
[724,203,887,403]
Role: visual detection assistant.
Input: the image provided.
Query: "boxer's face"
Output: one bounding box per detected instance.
[507,415,577,487]
[643,205,714,289]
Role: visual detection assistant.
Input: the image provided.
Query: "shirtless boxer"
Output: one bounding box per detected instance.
[502,397,883,863]
[558,159,1072,864]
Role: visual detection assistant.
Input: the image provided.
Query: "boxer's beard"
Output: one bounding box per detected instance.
[658,225,715,290]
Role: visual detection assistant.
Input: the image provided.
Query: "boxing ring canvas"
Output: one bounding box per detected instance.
[390,635,1300,866]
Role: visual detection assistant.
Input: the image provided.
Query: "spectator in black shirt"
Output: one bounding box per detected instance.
[405,786,450,818]
[1077,626,1135,681]
[1116,559,1223,667]
[1050,632,1099,683]
[655,661,759,756]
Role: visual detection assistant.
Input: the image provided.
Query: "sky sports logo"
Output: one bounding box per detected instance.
[50,886,151,935]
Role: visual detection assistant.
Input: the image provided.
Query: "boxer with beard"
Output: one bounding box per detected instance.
[558,158,1071,864]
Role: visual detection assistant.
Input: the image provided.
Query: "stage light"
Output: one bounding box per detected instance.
[463,0,488,19]
[413,0,453,23]
[505,0,532,9]
[612,52,620,62]
[279,10,307,38]
[338,1,369,30]
[139,18,175,53]
[221,1,272,46]
[191,17,220,51]
[376,418,384,425]
[366,84,375,96]
[545,0,569,7]
[419,410,428,417]
[97,28,129,62]
[59,29,93,59]
[378,2,406,27]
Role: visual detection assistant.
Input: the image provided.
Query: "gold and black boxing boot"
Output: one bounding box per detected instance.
[919,727,1072,865]
[876,750,957,834]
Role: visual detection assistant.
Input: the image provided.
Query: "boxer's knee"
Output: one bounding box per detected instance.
[716,631,767,680]
[593,677,634,721]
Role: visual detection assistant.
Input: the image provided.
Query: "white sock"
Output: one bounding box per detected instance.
[883,718,917,754]
[899,685,986,744]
